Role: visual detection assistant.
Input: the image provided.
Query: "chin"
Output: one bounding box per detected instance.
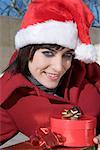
[44,84,58,89]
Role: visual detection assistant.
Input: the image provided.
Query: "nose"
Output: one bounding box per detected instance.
[51,55,63,73]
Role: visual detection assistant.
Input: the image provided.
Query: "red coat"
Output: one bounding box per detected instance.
[0,61,100,143]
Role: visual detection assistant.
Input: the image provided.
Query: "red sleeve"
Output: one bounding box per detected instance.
[69,83,100,134]
[0,108,18,143]
[78,84,100,134]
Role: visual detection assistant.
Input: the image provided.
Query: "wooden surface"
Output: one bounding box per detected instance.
[1,141,85,150]
[1,141,95,150]
[1,141,40,150]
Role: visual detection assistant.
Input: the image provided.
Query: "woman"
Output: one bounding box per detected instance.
[0,0,100,149]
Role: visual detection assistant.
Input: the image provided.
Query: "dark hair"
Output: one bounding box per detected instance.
[4,44,65,77]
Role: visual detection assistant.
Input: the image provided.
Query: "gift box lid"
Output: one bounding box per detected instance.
[51,115,96,130]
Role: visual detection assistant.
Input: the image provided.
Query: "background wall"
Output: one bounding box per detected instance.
[0,16,100,73]
[0,16,20,73]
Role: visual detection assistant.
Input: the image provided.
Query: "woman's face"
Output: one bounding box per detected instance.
[28,46,74,89]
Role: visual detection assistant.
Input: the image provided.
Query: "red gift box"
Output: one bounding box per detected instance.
[50,116,96,147]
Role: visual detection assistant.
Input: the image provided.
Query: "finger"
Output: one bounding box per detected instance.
[97,144,100,150]
[93,137,98,144]
[93,136,100,144]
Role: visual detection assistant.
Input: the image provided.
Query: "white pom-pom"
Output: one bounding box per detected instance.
[75,44,96,63]
[94,44,100,65]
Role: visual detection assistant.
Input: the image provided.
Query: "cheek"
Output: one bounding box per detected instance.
[28,59,46,74]
[28,61,35,74]
[64,61,72,72]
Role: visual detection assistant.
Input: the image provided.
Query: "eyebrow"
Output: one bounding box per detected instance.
[40,46,75,54]
[41,47,56,52]
[64,49,75,53]
[54,48,75,53]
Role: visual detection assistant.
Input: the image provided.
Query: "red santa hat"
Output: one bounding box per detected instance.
[15,0,97,63]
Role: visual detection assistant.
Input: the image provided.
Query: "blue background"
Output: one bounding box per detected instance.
[0,0,100,27]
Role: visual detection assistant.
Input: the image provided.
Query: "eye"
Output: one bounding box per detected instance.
[42,50,54,57]
[63,52,75,60]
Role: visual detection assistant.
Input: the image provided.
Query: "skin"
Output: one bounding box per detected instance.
[28,47,74,89]
[93,135,100,150]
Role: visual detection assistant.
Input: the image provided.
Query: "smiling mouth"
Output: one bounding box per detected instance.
[45,72,60,80]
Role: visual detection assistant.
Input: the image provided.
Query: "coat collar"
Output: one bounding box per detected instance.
[0,72,67,106]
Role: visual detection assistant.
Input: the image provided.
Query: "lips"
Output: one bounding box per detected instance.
[46,72,60,80]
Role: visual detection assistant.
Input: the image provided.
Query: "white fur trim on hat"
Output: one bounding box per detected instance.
[94,44,100,65]
[15,20,97,63]
[75,44,97,63]
[15,20,78,49]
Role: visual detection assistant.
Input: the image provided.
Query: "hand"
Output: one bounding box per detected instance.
[30,128,66,149]
[93,134,100,150]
